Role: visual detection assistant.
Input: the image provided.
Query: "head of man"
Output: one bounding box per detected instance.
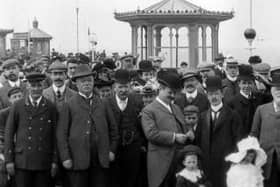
[121,55,134,71]
[182,71,199,94]
[67,58,79,78]
[225,61,239,79]
[72,64,95,96]
[206,76,223,106]
[238,64,255,96]
[49,61,67,88]
[270,71,280,103]
[8,87,23,104]
[183,105,199,127]
[26,73,46,100]
[141,86,156,106]
[214,54,225,68]
[151,57,163,72]
[114,69,131,100]
[3,59,20,82]
[157,70,181,104]
[95,80,114,99]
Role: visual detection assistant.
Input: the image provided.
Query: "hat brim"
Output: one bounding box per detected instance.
[238,75,255,81]
[157,79,181,91]
[206,87,222,92]
[71,72,96,82]
[181,74,199,81]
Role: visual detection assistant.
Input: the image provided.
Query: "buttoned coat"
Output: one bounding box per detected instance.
[4,96,58,170]
[43,85,77,111]
[222,79,239,104]
[141,100,188,187]
[56,94,119,170]
[0,107,10,153]
[250,102,280,179]
[197,105,243,187]
[174,92,209,113]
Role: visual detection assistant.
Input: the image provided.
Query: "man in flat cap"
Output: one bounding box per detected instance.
[142,70,189,187]
[120,55,136,72]
[197,76,243,187]
[214,53,226,79]
[148,56,163,73]
[43,60,77,111]
[222,59,240,103]
[104,69,144,187]
[0,59,26,109]
[4,72,58,187]
[175,69,209,113]
[250,68,280,187]
[57,64,118,187]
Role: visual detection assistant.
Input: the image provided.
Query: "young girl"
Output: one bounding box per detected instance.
[225,136,267,187]
[176,145,211,187]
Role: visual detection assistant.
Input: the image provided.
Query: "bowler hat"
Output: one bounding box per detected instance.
[2,59,19,69]
[103,58,116,70]
[138,60,154,72]
[270,70,280,87]
[181,69,199,81]
[26,72,46,82]
[7,87,22,98]
[114,69,131,84]
[183,105,199,116]
[238,64,255,81]
[205,76,222,92]
[215,53,226,61]
[75,53,90,64]
[95,79,114,88]
[71,64,96,82]
[157,70,181,91]
[248,55,262,65]
[141,86,157,95]
[48,60,67,72]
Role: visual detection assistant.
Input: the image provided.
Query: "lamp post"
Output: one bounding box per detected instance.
[89,33,97,61]
[76,7,79,53]
[244,0,256,56]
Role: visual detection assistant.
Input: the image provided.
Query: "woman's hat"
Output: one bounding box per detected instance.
[225,136,267,167]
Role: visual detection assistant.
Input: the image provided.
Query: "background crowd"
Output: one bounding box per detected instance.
[0,51,279,187]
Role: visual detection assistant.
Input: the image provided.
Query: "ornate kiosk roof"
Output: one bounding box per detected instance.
[115,0,233,24]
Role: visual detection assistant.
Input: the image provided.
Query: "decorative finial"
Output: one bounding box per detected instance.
[33,17,38,28]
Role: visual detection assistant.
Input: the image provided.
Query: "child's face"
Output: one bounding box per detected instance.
[184,114,198,126]
[183,154,198,171]
[242,150,257,164]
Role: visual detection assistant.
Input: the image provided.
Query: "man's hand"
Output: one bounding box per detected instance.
[186,130,195,141]
[62,159,73,169]
[175,133,187,144]
[6,162,15,176]
[109,152,115,162]
[51,163,58,178]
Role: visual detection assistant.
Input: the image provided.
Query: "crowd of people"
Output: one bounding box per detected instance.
[0,52,279,187]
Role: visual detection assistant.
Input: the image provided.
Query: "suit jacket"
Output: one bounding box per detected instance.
[250,102,280,178]
[43,85,77,111]
[0,80,26,109]
[174,91,209,113]
[227,93,257,137]
[0,107,10,153]
[4,96,58,170]
[141,99,188,187]
[222,78,239,104]
[197,105,243,187]
[56,94,119,170]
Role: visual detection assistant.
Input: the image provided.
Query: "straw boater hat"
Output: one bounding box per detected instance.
[225,136,267,168]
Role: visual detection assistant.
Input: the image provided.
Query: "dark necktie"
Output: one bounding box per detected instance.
[56,90,61,98]
[32,101,38,108]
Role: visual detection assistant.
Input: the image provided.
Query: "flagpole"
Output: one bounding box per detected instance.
[76,7,79,53]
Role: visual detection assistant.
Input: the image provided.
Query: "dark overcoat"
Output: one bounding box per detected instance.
[56,94,119,170]
[197,105,243,187]
[4,96,57,170]
[222,79,239,104]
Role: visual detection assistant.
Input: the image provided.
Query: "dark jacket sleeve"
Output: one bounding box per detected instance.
[231,109,244,144]
[250,106,262,138]
[4,105,18,164]
[104,101,119,153]
[56,103,72,162]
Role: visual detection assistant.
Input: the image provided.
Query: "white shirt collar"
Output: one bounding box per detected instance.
[8,79,20,87]
[52,84,66,94]
[177,168,202,183]
[211,102,223,112]
[240,90,250,99]
[116,94,128,111]
[186,89,198,99]
[273,102,280,113]
[226,74,237,82]
[79,92,93,99]
[29,95,42,106]
[156,97,172,113]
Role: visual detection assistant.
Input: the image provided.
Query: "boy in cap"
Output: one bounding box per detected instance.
[141,85,157,106]
[197,76,243,187]
[183,105,200,144]
[4,72,58,187]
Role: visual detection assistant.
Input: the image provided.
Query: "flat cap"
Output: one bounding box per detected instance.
[2,59,19,69]
[26,72,46,82]
[7,87,22,98]
[48,60,67,72]
[254,63,271,74]
[181,69,199,81]
[197,62,215,72]
[183,105,199,115]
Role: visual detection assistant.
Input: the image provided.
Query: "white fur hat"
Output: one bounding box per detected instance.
[225,136,267,167]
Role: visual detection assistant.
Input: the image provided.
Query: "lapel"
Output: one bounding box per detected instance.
[266,103,280,118]
[24,96,48,117]
[76,94,99,121]
[205,109,211,132]
[110,95,122,115]
[213,105,228,132]
[237,93,250,106]
[44,87,56,103]
[170,104,187,133]
[154,99,172,115]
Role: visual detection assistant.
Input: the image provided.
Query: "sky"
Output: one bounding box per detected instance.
[1,0,280,66]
